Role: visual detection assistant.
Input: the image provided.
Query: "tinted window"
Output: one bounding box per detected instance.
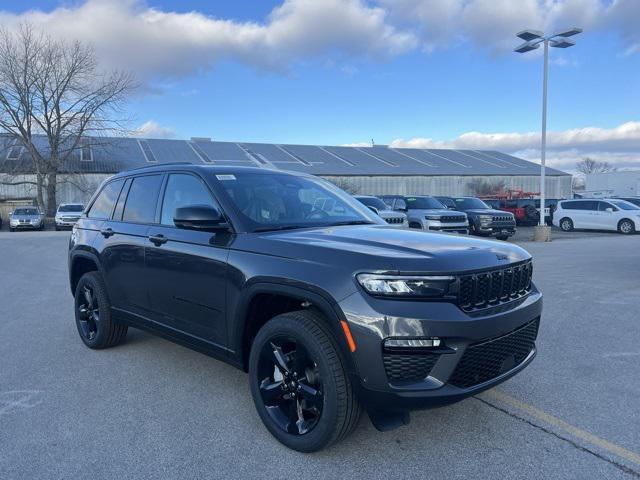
[58,204,84,212]
[394,198,407,210]
[14,207,39,215]
[112,178,132,221]
[355,196,387,211]
[88,179,124,219]
[598,202,615,212]
[122,175,163,224]
[453,198,490,210]
[581,201,598,211]
[560,201,578,210]
[381,197,395,208]
[161,174,217,226]
[435,197,456,209]
[405,196,445,209]
[218,172,378,230]
[609,200,638,211]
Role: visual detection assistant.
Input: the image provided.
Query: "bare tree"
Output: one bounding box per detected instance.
[466,178,506,197]
[575,157,617,175]
[326,177,360,195]
[0,24,136,215]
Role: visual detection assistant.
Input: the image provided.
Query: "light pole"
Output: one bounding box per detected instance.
[514,27,582,240]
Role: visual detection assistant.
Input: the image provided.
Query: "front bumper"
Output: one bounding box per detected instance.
[477,223,516,237]
[55,218,80,228]
[424,220,469,235]
[339,287,542,411]
[10,221,43,229]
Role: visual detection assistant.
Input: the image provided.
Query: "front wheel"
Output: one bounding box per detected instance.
[618,219,635,235]
[495,235,509,241]
[249,310,361,452]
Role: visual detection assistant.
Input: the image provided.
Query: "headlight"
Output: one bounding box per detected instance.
[479,215,493,222]
[357,274,454,298]
[425,215,441,221]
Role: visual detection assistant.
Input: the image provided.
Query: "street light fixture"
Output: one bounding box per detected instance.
[514,27,582,240]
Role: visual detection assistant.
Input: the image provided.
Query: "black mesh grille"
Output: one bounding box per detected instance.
[383,353,439,382]
[458,261,533,311]
[440,215,467,223]
[449,318,539,389]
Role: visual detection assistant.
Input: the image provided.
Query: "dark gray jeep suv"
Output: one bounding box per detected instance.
[68,164,542,452]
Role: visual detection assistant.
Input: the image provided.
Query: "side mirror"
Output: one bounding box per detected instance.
[605,207,614,213]
[367,205,379,215]
[174,205,228,231]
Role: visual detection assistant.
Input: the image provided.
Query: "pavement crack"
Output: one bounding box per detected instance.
[475,397,640,479]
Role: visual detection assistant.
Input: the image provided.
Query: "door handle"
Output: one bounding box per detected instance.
[148,234,168,246]
[100,227,114,238]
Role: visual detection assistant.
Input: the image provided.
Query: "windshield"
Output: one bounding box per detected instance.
[58,204,84,212]
[217,172,382,231]
[454,198,490,210]
[610,200,640,211]
[405,197,445,210]
[355,196,387,211]
[14,208,39,215]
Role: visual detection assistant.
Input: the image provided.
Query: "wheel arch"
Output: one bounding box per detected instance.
[233,282,358,376]
[617,218,635,232]
[69,251,103,296]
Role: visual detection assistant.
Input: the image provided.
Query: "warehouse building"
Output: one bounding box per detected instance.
[0,135,572,211]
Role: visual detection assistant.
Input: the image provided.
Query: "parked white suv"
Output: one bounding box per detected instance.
[553,199,640,234]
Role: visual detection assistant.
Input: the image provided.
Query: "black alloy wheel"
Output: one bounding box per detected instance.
[257,336,324,436]
[74,271,127,349]
[249,310,361,452]
[77,285,100,341]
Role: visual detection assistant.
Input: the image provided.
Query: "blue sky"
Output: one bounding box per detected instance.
[1,0,639,170]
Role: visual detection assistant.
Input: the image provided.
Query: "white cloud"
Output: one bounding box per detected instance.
[0,0,415,79]
[132,120,176,139]
[389,121,640,171]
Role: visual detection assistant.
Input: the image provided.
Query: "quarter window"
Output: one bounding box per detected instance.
[122,175,163,224]
[160,174,218,226]
[87,179,125,219]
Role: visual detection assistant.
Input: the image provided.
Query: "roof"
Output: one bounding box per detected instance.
[0,135,570,176]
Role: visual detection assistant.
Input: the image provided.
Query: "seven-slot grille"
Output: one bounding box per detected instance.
[439,215,467,223]
[492,215,514,223]
[385,217,404,225]
[458,261,532,311]
[449,318,539,388]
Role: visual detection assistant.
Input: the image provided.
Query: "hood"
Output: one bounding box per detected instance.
[11,214,41,220]
[464,209,513,217]
[377,210,406,219]
[408,208,466,218]
[237,225,530,274]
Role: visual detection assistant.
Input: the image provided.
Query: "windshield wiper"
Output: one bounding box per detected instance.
[253,225,307,233]
[327,220,376,226]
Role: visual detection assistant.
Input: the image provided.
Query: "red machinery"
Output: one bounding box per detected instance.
[481,189,541,225]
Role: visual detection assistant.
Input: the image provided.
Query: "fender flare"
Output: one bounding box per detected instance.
[68,250,104,295]
[231,280,359,376]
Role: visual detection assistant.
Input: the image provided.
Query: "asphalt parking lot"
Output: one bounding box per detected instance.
[1,231,638,479]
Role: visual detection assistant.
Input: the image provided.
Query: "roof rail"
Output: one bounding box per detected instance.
[125,162,193,172]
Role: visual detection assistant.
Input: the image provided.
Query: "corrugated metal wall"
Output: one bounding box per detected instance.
[321,175,572,199]
[1,173,572,213]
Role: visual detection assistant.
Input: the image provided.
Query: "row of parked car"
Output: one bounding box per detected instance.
[353,195,517,240]
[355,193,640,236]
[1,203,84,231]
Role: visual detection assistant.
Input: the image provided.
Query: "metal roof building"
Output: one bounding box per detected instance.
[0,135,572,206]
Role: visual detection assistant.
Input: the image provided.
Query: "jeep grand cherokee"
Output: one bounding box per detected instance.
[68,164,542,452]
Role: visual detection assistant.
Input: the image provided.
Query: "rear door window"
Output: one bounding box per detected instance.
[87,179,125,219]
[122,175,163,224]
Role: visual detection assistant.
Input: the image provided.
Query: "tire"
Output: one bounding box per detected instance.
[559,217,573,232]
[618,219,635,235]
[495,235,509,241]
[9,227,14,232]
[409,222,422,229]
[74,271,127,349]
[55,226,60,231]
[249,310,361,452]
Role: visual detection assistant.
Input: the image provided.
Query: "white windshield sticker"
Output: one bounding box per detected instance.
[216,174,236,180]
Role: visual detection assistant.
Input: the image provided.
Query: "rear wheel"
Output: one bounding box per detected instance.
[560,217,573,232]
[74,271,127,349]
[249,310,361,452]
[618,219,635,235]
